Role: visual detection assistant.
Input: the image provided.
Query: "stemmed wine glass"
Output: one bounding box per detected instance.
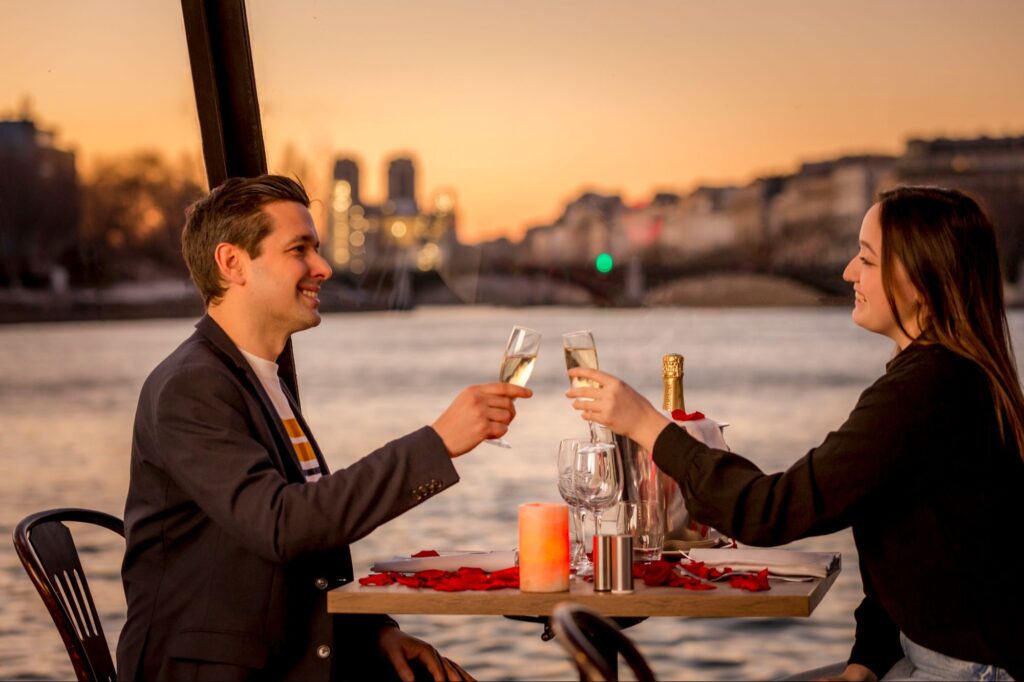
[485,325,541,448]
[572,441,623,559]
[563,330,610,443]
[556,438,590,574]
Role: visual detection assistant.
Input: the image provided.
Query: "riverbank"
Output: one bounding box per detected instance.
[0,272,853,324]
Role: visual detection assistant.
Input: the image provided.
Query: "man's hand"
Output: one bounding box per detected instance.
[566,368,669,452]
[431,383,532,457]
[378,625,473,681]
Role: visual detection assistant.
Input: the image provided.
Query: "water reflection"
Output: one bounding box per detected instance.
[4,307,1016,679]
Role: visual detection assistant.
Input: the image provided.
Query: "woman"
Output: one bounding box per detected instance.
[567,187,1024,681]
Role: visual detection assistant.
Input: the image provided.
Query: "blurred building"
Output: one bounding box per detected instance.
[490,134,1024,290]
[522,192,622,267]
[656,186,740,259]
[327,156,455,275]
[0,117,79,287]
[386,158,418,216]
[897,136,1024,280]
[767,155,896,270]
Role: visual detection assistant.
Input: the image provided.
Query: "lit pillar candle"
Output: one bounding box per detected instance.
[518,503,570,592]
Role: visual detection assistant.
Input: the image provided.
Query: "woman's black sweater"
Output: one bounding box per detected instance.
[653,342,1024,679]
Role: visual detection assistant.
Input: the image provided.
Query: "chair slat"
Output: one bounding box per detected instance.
[66,568,98,638]
[53,569,87,640]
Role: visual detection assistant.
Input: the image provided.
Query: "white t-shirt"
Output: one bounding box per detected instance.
[240,349,323,482]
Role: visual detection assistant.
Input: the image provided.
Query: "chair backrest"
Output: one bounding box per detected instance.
[13,508,125,682]
[551,602,656,682]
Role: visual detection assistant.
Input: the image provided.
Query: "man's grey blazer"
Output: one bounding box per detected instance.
[116,315,458,680]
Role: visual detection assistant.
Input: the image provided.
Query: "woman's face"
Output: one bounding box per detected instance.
[842,203,924,348]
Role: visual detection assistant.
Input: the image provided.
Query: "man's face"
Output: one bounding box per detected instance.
[242,201,332,337]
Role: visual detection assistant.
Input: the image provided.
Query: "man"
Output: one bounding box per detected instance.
[116,175,530,680]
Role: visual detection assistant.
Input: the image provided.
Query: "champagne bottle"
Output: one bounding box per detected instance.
[659,352,717,542]
[615,354,691,559]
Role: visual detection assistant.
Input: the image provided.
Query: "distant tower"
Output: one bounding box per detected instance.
[387,157,418,215]
[328,157,362,270]
[333,157,361,206]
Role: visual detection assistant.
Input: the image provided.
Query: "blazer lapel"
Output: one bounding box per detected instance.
[194,315,308,481]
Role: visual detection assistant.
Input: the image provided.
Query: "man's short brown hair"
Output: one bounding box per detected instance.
[182,175,310,305]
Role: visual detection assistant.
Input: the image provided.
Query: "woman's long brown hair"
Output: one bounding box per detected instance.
[879,186,1024,461]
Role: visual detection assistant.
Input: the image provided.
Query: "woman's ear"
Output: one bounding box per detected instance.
[213,242,247,289]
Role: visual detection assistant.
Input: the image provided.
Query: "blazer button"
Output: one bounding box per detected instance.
[317,644,332,658]
[314,577,328,590]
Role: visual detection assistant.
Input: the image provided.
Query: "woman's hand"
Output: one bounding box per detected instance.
[566,368,670,451]
[818,663,877,682]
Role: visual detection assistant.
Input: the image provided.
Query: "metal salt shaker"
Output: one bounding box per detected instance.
[611,534,634,594]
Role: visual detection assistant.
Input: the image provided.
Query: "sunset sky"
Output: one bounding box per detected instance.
[3,0,1023,242]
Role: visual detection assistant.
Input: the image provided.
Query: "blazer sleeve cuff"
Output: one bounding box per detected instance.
[401,426,459,503]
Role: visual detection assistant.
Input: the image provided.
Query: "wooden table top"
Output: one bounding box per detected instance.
[327,565,840,619]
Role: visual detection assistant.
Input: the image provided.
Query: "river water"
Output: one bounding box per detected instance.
[4,306,1021,680]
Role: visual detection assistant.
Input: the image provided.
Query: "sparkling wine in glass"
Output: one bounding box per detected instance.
[486,326,541,448]
[562,330,609,442]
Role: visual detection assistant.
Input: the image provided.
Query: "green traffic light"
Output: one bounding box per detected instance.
[595,253,613,273]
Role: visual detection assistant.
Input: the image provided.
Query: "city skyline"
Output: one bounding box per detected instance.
[3,0,1023,243]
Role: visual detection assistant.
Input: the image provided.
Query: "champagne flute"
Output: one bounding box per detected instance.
[485,326,541,448]
[572,441,623,557]
[562,330,608,442]
[556,438,590,574]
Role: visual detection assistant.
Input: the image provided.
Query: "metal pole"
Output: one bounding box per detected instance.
[181,0,267,188]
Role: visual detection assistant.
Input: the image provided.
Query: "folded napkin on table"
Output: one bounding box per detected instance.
[371,550,517,574]
[687,547,840,579]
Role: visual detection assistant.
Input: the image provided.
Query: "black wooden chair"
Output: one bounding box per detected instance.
[13,508,125,682]
[551,602,656,682]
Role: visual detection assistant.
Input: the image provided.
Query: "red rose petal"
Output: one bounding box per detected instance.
[638,560,676,586]
[394,574,423,588]
[412,550,440,557]
[361,565,520,592]
[358,573,394,586]
[490,567,519,581]
[728,569,770,592]
[434,578,469,592]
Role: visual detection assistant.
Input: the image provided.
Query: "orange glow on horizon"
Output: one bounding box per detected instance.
[3,0,1024,244]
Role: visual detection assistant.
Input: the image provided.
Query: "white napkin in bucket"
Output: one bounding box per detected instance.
[680,418,729,450]
[371,550,517,573]
[687,547,840,579]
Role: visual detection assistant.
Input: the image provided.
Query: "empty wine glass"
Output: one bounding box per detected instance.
[556,438,590,574]
[563,330,611,443]
[572,441,623,558]
[485,325,541,448]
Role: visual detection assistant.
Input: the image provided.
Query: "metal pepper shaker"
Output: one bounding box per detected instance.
[593,535,613,592]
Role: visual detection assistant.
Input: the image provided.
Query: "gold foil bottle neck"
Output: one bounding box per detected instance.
[662,354,685,412]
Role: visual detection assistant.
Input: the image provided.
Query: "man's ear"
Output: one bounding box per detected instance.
[213,242,248,288]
